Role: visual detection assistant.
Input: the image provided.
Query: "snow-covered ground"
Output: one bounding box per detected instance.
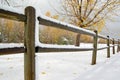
[0,1,120,80]
[0,44,118,80]
[74,53,120,80]
[0,43,24,49]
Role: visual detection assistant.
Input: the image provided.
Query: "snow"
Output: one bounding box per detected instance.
[36,51,93,80]
[0,54,24,80]
[0,43,119,80]
[36,42,109,50]
[0,3,120,80]
[74,53,120,80]
[0,43,24,49]
[37,42,93,49]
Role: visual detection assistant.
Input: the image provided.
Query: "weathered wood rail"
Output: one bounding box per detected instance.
[0,6,120,80]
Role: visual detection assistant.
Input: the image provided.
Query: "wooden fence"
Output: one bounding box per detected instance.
[0,6,120,80]
[0,6,35,80]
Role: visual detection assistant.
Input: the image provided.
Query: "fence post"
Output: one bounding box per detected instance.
[112,38,115,54]
[107,36,110,58]
[117,39,120,52]
[91,30,98,65]
[24,6,35,80]
[75,34,80,46]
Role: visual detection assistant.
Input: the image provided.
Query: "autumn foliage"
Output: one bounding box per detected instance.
[0,18,24,43]
[39,11,77,44]
[61,0,120,30]
[39,11,95,44]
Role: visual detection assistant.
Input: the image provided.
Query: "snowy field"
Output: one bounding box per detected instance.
[0,43,118,80]
[75,53,120,80]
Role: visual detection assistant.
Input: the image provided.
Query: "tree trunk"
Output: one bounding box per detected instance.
[75,33,81,46]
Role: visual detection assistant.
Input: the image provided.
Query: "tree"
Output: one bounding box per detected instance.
[60,0,120,46]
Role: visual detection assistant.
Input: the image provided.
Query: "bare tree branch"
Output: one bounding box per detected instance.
[5,0,10,6]
[83,0,90,17]
[85,0,117,26]
[86,0,98,19]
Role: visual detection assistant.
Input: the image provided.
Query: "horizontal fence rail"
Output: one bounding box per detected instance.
[0,9,26,22]
[0,47,24,55]
[37,16,108,40]
[0,44,118,54]
[36,46,93,52]
[37,16,96,37]
[0,6,120,80]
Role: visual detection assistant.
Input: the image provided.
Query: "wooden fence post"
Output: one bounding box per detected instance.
[24,6,35,80]
[75,34,80,46]
[117,39,120,52]
[91,30,98,65]
[107,36,110,58]
[112,38,115,54]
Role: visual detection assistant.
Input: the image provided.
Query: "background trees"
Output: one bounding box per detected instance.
[39,11,76,45]
[59,0,120,45]
[61,0,120,29]
[0,0,24,43]
[0,18,24,43]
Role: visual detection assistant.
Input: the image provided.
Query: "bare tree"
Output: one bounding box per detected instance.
[60,0,120,46]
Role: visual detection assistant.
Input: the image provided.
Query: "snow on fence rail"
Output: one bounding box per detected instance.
[37,16,119,64]
[0,8,26,22]
[0,6,120,80]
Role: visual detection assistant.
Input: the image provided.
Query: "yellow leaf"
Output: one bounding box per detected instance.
[45,11,51,17]
[41,72,46,75]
